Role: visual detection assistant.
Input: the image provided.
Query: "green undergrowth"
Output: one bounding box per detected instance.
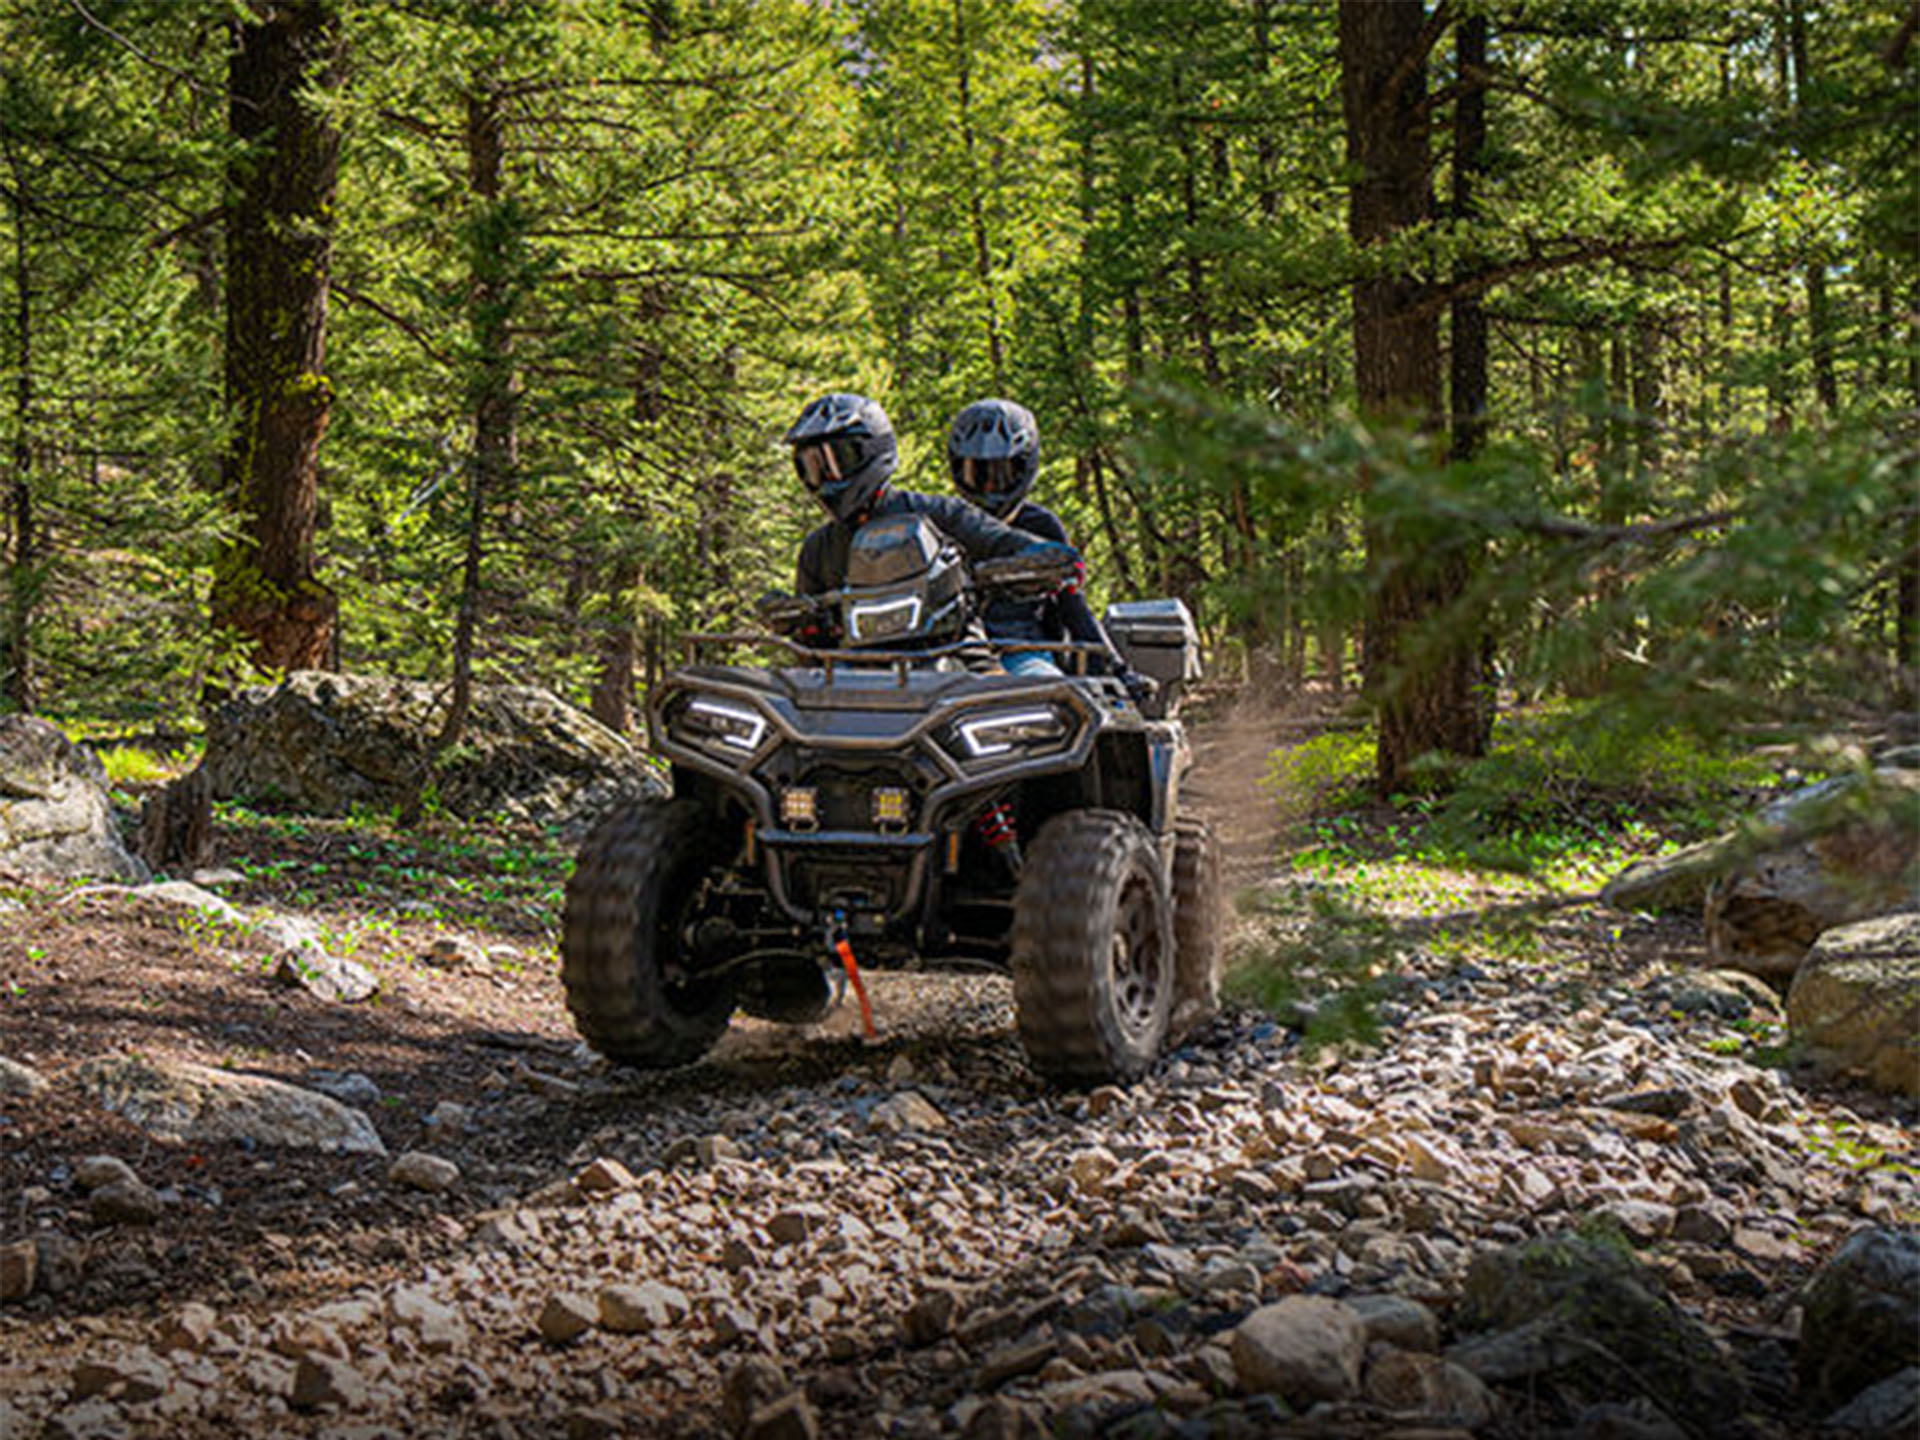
[212,802,571,941]
[1233,702,1796,1046]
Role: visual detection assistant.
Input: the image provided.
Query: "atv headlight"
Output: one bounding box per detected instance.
[846,595,922,644]
[954,705,1071,760]
[671,696,769,758]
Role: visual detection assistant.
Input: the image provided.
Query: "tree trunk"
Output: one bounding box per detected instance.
[6,144,36,713]
[590,557,641,735]
[1340,0,1484,792]
[211,0,342,676]
[1447,13,1489,468]
[1787,0,1840,413]
[436,80,518,758]
[952,0,1006,390]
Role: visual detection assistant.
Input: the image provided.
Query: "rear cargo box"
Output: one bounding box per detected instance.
[1103,599,1201,717]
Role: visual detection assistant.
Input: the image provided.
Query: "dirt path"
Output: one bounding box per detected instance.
[0,703,1914,1440]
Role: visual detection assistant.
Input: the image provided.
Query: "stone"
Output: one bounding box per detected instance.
[1799,1228,1920,1408]
[289,1353,367,1411]
[34,1231,83,1294]
[869,1090,947,1134]
[574,1157,636,1193]
[1596,1199,1676,1245]
[1669,969,1782,1022]
[269,1318,349,1361]
[0,716,147,881]
[387,1151,460,1192]
[304,1070,381,1107]
[71,1350,169,1404]
[1450,1236,1747,1435]
[1569,1400,1691,1439]
[388,1286,466,1353]
[1230,1296,1365,1404]
[270,933,379,1005]
[1823,1366,1919,1437]
[1363,1350,1493,1426]
[76,1055,385,1154]
[422,935,489,972]
[722,1358,791,1438]
[203,671,664,831]
[978,1334,1056,1389]
[768,1205,830,1245]
[742,1391,819,1440]
[537,1293,596,1345]
[74,1155,140,1191]
[0,1055,49,1097]
[1603,840,1725,914]
[2,1238,37,1302]
[40,1398,131,1440]
[1347,1293,1442,1353]
[598,1281,690,1333]
[1704,768,1920,979]
[963,1396,1046,1440]
[903,1285,961,1345]
[89,1179,165,1226]
[1787,915,1920,1096]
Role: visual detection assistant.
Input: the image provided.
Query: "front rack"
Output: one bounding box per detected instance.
[680,631,1111,686]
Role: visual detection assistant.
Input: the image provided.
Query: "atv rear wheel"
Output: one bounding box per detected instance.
[1011,809,1174,1084]
[1171,814,1224,1034]
[561,798,736,1068]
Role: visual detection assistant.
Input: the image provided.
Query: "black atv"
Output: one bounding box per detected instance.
[560,513,1221,1085]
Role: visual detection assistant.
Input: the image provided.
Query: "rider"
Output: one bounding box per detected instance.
[947,398,1147,695]
[786,392,1074,609]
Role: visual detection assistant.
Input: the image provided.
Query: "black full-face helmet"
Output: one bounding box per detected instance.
[784,393,898,525]
[948,398,1039,518]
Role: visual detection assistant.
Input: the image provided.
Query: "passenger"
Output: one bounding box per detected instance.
[785,392,1074,618]
[947,398,1150,699]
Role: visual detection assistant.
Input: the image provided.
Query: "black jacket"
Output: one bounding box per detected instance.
[979,502,1111,653]
[796,487,1061,596]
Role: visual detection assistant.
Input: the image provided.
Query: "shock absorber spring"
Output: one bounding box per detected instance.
[974,800,1023,873]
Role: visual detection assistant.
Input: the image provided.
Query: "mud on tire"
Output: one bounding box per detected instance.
[561,798,736,1068]
[1171,813,1224,1034]
[1011,809,1174,1085]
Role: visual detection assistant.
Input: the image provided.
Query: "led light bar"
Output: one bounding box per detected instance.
[871,787,910,827]
[957,707,1066,759]
[683,697,767,752]
[847,595,922,643]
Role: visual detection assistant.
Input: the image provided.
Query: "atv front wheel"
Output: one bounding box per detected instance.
[1171,813,1224,1033]
[1011,809,1174,1084]
[561,798,736,1068]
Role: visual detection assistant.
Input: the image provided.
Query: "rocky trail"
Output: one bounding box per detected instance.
[1,697,1916,1440]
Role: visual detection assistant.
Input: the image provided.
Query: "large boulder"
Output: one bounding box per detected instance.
[204,671,662,829]
[1449,1235,1752,1438]
[0,717,145,882]
[75,1055,386,1154]
[1702,768,1920,980]
[1786,915,1920,1096]
[1799,1229,1920,1411]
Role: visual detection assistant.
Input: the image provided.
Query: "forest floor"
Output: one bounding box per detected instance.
[0,686,1914,1439]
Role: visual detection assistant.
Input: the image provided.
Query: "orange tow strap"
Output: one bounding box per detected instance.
[833,937,877,1039]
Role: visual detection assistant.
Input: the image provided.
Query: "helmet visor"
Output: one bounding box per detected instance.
[959,456,1025,500]
[793,436,866,492]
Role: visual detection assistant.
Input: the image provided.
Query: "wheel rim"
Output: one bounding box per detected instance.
[1107,871,1166,1042]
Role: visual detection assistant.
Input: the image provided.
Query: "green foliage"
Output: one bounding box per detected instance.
[1224,888,1391,1054]
[0,0,1911,755]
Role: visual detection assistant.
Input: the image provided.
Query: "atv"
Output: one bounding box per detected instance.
[560,513,1222,1084]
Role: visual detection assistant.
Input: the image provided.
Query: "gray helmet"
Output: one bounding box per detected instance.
[948,398,1039,518]
[784,393,898,524]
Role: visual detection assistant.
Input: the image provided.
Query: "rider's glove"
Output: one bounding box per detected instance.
[1119,668,1158,707]
[1023,541,1082,594]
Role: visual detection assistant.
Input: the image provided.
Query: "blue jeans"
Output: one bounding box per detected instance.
[1002,650,1063,678]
